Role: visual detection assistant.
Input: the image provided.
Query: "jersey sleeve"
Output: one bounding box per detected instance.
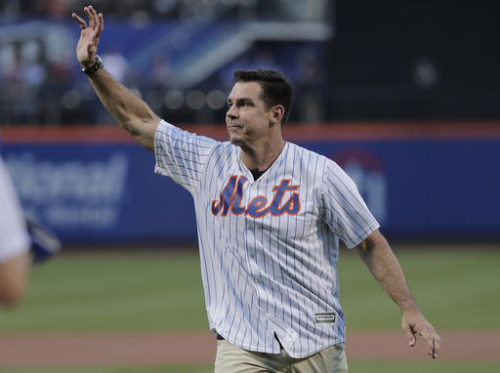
[0,158,30,263]
[154,120,219,193]
[321,158,380,249]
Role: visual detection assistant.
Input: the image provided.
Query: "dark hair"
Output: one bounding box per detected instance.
[234,69,293,126]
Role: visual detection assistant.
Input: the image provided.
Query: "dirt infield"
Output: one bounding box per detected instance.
[0,331,499,368]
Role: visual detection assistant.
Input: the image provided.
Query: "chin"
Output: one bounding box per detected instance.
[229,137,242,146]
[228,134,245,147]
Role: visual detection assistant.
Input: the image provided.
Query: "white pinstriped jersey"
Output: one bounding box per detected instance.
[154,120,379,359]
[0,156,30,262]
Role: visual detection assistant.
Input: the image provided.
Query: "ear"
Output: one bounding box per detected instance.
[269,105,285,126]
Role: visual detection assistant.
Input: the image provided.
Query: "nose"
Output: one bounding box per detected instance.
[226,104,238,119]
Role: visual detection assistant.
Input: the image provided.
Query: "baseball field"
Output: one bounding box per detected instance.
[0,242,498,372]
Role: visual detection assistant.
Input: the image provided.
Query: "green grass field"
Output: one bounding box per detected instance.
[2,245,499,332]
[1,244,499,372]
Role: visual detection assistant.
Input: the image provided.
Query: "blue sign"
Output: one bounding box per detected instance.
[2,143,196,244]
[2,134,500,244]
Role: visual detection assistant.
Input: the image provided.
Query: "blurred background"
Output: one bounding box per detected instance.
[1,0,499,126]
[1,0,499,245]
[0,1,499,372]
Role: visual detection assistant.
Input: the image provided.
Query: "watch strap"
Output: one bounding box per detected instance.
[81,55,103,75]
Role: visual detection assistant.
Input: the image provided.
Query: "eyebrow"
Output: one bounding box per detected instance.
[227,97,255,105]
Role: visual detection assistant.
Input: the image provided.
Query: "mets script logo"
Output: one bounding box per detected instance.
[211,175,301,218]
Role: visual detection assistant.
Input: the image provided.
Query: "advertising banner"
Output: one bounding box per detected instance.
[2,123,499,244]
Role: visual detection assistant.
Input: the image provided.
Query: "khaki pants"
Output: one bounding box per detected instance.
[214,339,348,373]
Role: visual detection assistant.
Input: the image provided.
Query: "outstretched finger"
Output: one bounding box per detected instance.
[89,5,99,31]
[430,339,437,359]
[425,337,438,359]
[403,325,417,347]
[96,12,104,38]
[71,13,87,30]
[84,6,94,30]
[424,331,440,359]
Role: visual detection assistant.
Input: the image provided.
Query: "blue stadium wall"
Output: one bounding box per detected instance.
[2,123,499,245]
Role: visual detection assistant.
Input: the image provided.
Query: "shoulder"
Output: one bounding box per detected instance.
[285,142,356,190]
[207,140,239,163]
[156,119,213,141]
[286,142,330,172]
[155,119,224,151]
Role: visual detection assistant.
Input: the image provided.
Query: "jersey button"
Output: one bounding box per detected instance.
[249,253,255,259]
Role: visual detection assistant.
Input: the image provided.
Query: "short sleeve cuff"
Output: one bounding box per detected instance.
[344,222,380,249]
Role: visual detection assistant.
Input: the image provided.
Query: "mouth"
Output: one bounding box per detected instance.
[227,123,243,132]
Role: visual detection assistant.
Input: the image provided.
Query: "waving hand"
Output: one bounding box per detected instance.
[72,5,103,68]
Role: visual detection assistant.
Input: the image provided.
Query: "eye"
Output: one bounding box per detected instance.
[239,100,253,108]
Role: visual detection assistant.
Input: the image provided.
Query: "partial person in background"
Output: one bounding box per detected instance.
[73,6,440,372]
[0,156,30,307]
[0,154,61,307]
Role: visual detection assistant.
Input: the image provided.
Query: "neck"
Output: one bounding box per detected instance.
[240,137,286,171]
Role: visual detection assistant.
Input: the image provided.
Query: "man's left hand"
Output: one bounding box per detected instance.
[402,309,441,359]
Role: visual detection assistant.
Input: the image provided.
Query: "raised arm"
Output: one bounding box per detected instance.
[72,6,160,151]
[356,230,441,359]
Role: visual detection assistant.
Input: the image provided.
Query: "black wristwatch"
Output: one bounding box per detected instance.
[81,55,103,75]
